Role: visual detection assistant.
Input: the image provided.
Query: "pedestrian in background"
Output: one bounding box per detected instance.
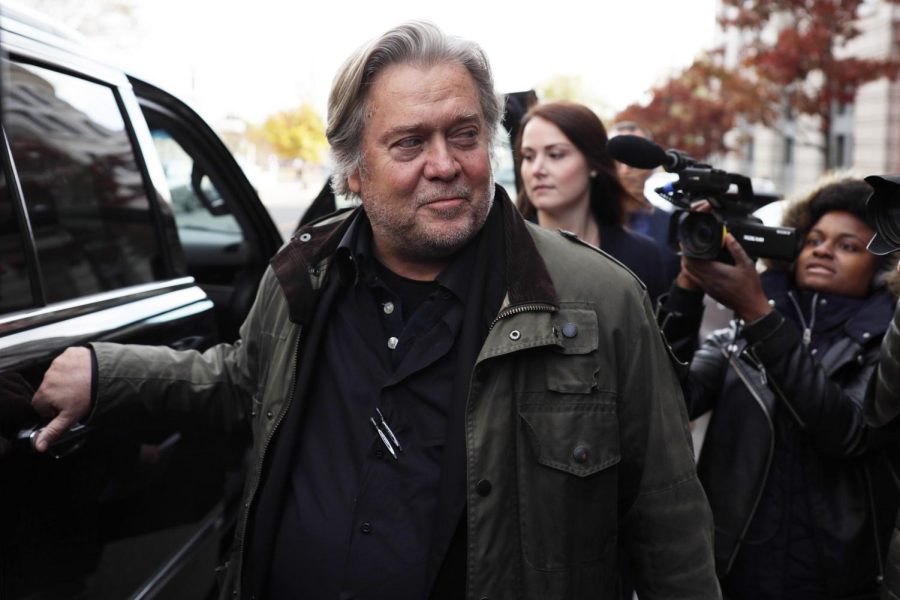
[659,175,900,599]
[516,101,668,303]
[608,120,680,284]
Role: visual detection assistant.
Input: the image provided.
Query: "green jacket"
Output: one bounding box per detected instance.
[91,192,719,599]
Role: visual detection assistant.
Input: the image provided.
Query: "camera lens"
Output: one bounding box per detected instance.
[678,212,724,259]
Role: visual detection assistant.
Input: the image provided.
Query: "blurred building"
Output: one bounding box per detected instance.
[718,1,900,196]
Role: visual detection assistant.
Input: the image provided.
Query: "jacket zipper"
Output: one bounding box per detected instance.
[233,262,328,593]
[742,346,807,429]
[722,346,776,575]
[488,302,556,330]
[233,324,303,592]
[787,290,818,347]
[864,464,885,584]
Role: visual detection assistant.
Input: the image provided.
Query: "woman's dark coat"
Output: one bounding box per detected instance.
[660,270,900,598]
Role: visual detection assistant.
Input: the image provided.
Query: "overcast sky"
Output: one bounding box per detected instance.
[108,0,720,125]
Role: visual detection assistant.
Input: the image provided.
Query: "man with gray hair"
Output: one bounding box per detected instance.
[32,21,719,600]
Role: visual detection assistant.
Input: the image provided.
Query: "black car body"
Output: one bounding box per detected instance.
[0,6,282,598]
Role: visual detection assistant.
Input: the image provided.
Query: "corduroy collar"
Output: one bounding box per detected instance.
[270,185,558,326]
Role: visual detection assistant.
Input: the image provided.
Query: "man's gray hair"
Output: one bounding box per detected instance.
[326,20,503,197]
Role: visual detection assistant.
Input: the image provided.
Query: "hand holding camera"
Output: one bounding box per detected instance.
[680,233,773,323]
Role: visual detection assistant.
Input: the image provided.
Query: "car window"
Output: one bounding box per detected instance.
[3,60,164,304]
[149,128,243,244]
[0,168,32,313]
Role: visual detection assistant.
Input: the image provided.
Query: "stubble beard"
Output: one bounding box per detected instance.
[364,175,495,263]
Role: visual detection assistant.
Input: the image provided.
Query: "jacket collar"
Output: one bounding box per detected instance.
[761,269,895,345]
[270,185,558,326]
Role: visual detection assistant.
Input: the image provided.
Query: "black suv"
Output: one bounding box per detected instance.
[0,6,282,599]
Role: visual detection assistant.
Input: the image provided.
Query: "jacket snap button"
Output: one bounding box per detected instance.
[562,323,578,338]
[572,445,589,464]
[862,331,871,339]
[299,232,311,242]
[475,479,492,497]
[509,330,521,341]
[266,410,274,419]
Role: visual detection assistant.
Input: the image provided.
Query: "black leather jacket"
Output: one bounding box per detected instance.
[660,270,900,598]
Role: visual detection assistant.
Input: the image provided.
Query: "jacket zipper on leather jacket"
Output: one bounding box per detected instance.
[722,345,776,574]
[787,290,818,347]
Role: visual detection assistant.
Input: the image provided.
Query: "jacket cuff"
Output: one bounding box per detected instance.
[661,284,705,320]
[81,345,99,424]
[743,310,801,359]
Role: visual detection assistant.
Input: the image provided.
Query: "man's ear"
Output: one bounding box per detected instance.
[348,171,361,195]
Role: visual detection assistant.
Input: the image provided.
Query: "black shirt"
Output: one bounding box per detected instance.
[268,205,505,599]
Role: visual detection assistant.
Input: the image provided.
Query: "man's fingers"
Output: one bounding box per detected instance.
[31,383,55,418]
[34,413,75,452]
[30,347,93,453]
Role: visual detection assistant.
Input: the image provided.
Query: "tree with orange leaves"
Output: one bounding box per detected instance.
[615,51,771,161]
[617,0,900,169]
[719,0,900,170]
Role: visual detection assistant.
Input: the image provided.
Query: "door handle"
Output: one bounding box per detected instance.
[16,423,92,458]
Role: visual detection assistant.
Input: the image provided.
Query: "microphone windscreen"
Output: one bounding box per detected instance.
[607,135,667,169]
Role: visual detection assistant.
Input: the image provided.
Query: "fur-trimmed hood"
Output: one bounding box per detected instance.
[765,173,900,298]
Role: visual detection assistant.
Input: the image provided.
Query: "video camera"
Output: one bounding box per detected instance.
[865,174,900,255]
[607,135,800,263]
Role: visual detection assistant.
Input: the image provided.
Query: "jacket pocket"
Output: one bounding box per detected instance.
[517,399,620,571]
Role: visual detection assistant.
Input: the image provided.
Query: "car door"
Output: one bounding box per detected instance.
[130,76,283,342]
[0,14,280,600]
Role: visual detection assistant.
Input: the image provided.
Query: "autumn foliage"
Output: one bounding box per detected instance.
[720,0,900,167]
[252,104,328,164]
[616,0,900,167]
[614,51,771,160]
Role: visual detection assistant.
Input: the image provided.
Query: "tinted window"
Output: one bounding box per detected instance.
[0,169,32,312]
[4,61,163,304]
[149,128,243,241]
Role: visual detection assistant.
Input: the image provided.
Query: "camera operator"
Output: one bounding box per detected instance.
[658,175,900,599]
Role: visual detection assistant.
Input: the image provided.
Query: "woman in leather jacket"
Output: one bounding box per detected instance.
[659,176,900,599]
